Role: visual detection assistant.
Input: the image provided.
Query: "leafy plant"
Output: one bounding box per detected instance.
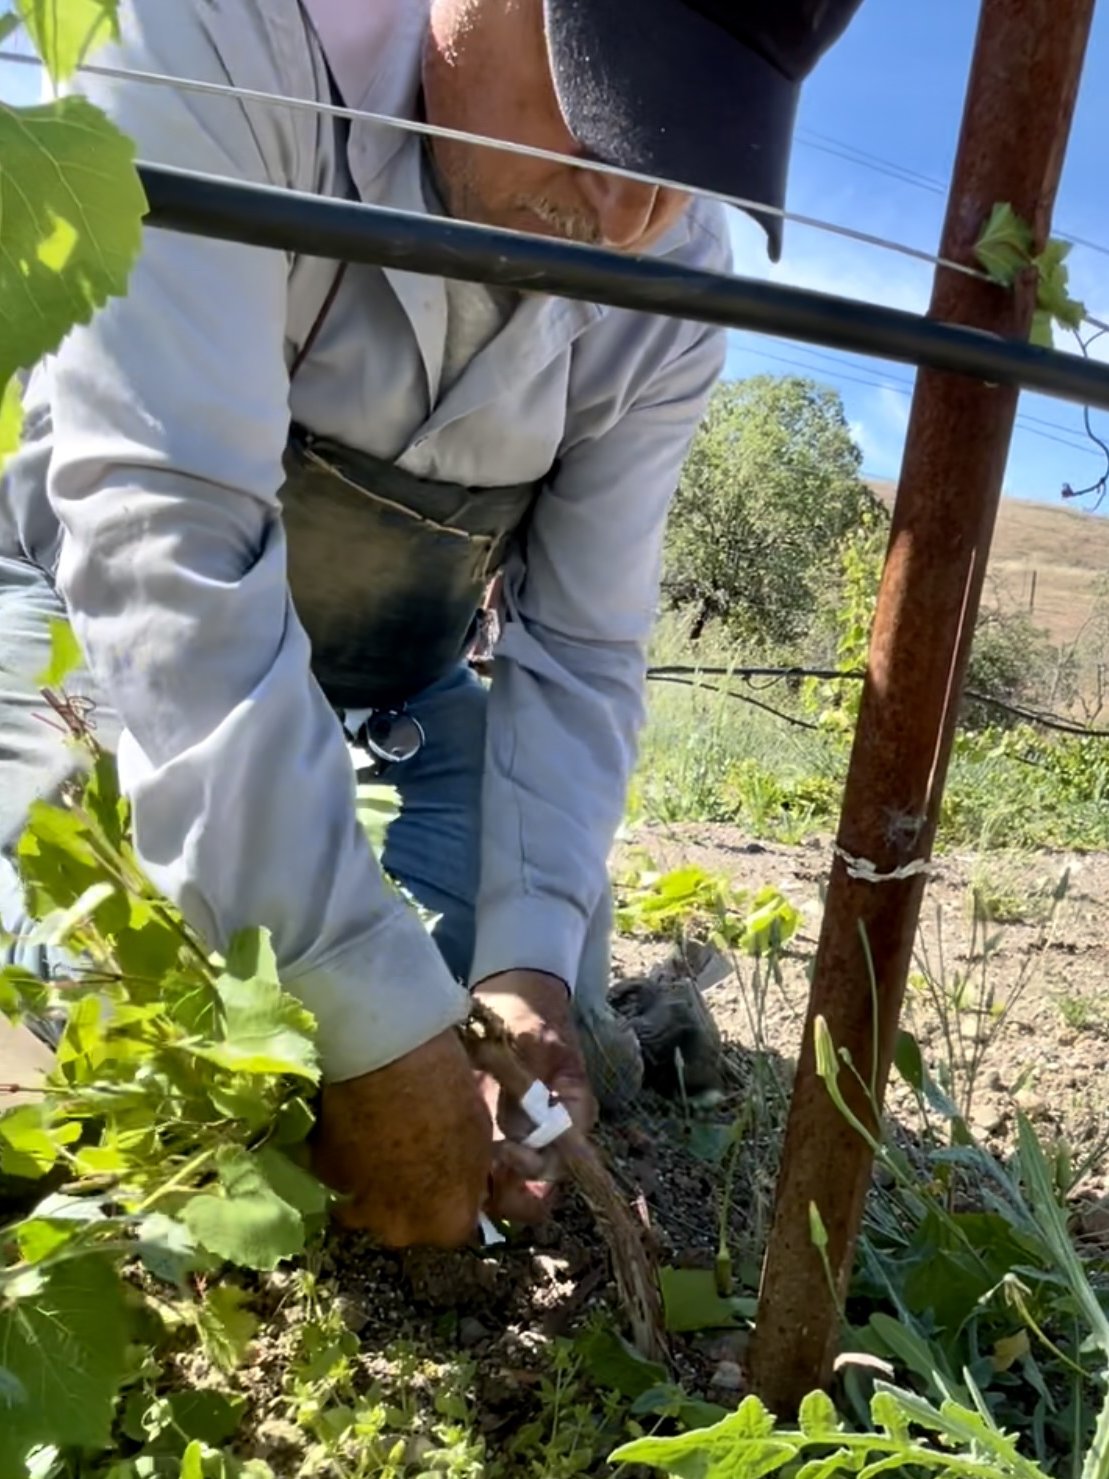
[615,864,800,958]
[0,678,331,1473]
[974,203,1086,349]
[906,865,1069,1128]
[811,995,1109,1476]
[611,1383,1067,1479]
[0,0,148,473]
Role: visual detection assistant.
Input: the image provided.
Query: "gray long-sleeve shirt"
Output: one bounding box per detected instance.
[3,0,730,1081]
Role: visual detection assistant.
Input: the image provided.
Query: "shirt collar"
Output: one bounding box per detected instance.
[300,0,426,112]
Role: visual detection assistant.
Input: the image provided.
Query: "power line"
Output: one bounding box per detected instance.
[794,126,1109,261]
[646,665,1109,739]
[730,342,1102,458]
[781,337,1103,445]
[795,129,946,196]
[738,338,1097,449]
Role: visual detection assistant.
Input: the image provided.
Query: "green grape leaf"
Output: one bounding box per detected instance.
[192,928,319,1081]
[797,1390,840,1440]
[0,375,22,475]
[974,202,1033,287]
[27,879,116,949]
[0,1104,81,1179]
[611,1394,794,1478]
[892,1029,923,1092]
[0,965,50,1023]
[16,801,105,924]
[1030,308,1055,350]
[355,780,401,856]
[13,1190,112,1262]
[34,616,84,690]
[182,1148,305,1270]
[135,1213,206,1287]
[0,1253,131,1469]
[181,1441,242,1479]
[15,0,120,83]
[0,94,147,391]
[270,1094,316,1147]
[15,1215,85,1263]
[1035,239,1081,317]
[576,1324,668,1400]
[658,1266,756,1333]
[83,748,128,851]
[196,1284,259,1374]
[154,1392,247,1453]
[256,1144,330,1217]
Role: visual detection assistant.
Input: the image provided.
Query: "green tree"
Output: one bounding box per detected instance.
[964,606,1055,729]
[662,375,878,648]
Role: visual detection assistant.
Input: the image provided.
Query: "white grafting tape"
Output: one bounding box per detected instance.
[522,1101,573,1150]
[478,1211,506,1246]
[518,1079,573,1150]
[520,1079,553,1125]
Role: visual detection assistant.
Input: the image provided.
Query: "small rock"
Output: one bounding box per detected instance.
[970,1107,1008,1138]
[1015,1090,1047,1119]
[333,1292,369,1334]
[1078,1202,1109,1239]
[710,1360,745,1392]
[509,1327,551,1357]
[532,1254,569,1283]
[459,1316,491,1349]
[694,1330,749,1365]
[254,1418,304,1459]
[872,1162,895,1190]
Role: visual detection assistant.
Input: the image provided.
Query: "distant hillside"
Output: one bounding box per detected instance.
[868,480,1109,647]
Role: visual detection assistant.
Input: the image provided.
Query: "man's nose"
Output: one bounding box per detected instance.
[577,170,659,250]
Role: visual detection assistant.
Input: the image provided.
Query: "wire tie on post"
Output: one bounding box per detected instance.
[832,845,937,884]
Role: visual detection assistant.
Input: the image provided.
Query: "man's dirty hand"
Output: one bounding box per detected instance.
[473,970,597,1225]
[311,1029,492,1248]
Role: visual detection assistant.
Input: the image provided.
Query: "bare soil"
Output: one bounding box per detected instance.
[222,823,1109,1475]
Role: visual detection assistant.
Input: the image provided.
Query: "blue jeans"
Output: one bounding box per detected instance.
[0,555,615,1057]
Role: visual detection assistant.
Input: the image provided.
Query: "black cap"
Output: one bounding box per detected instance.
[543,0,866,261]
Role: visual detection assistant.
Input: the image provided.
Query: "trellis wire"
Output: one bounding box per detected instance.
[645,664,1109,738]
[5,45,1109,340]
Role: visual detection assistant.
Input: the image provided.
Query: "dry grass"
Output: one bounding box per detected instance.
[869,479,1109,646]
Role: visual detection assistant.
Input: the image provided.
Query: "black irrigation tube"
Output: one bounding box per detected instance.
[137,161,1109,414]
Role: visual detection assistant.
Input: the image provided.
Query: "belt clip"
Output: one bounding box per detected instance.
[344,707,426,774]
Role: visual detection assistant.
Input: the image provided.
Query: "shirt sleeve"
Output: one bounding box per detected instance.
[41,0,468,1079]
[468,228,730,991]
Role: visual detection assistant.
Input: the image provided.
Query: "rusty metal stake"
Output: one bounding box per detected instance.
[748,0,1095,1417]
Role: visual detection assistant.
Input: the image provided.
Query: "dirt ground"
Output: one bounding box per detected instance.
[207,822,1109,1474]
[612,820,1109,1163]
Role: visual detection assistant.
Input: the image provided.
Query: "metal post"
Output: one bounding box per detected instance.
[748,0,1096,1416]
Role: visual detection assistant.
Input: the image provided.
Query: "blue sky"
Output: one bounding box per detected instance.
[2,2,1107,512]
[723,0,1109,512]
